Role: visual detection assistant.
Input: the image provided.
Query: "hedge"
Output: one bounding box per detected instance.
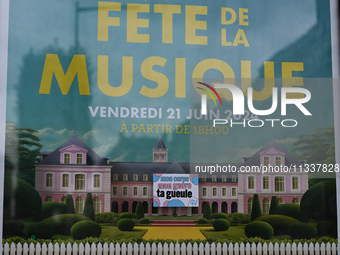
[226,213,251,225]
[212,219,230,231]
[135,202,144,219]
[245,221,274,239]
[250,194,262,221]
[197,218,209,224]
[273,203,308,222]
[3,220,25,236]
[317,221,337,237]
[95,212,119,224]
[34,202,68,221]
[83,193,95,221]
[23,222,55,239]
[289,223,317,239]
[203,202,212,219]
[254,215,300,235]
[118,212,138,220]
[117,218,135,231]
[139,218,150,224]
[41,214,91,235]
[71,220,102,239]
[211,213,228,220]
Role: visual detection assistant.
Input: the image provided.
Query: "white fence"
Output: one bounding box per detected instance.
[2,242,338,254]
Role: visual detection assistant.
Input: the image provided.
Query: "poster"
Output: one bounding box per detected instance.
[0,0,339,249]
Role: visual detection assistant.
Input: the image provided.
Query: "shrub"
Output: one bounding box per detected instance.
[269,196,278,215]
[117,218,135,231]
[23,222,55,239]
[41,214,91,235]
[300,179,336,222]
[289,223,317,239]
[3,175,42,220]
[250,194,262,221]
[135,202,144,219]
[211,213,228,220]
[3,220,25,236]
[245,221,274,239]
[226,213,251,225]
[83,193,95,221]
[70,220,102,239]
[203,202,212,219]
[255,215,300,235]
[34,202,67,221]
[274,203,308,222]
[65,195,75,214]
[139,218,150,224]
[119,212,138,220]
[197,218,209,224]
[317,221,337,237]
[212,219,230,231]
[95,212,119,224]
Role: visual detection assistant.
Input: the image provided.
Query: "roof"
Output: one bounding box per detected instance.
[37,134,109,166]
[243,138,302,167]
[165,160,186,173]
[155,136,166,149]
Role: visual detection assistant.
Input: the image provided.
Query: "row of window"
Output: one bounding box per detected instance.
[46,173,101,190]
[201,175,237,182]
[63,153,84,164]
[113,186,148,197]
[246,197,300,214]
[248,176,299,192]
[202,187,237,197]
[263,156,282,167]
[45,195,101,214]
[113,174,149,181]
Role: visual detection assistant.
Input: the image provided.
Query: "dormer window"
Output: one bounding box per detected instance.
[77,154,83,164]
[275,157,281,166]
[64,154,70,164]
[264,156,269,167]
[143,174,148,181]
[133,174,138,181]
[123,174,128,181]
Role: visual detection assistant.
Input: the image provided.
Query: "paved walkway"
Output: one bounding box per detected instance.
[137,226,212,240]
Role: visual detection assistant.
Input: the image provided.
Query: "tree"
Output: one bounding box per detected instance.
[269,196,278,215]
[5,121,42,185]
[66,195,75,214]
[203,202,212,219]
[83,193,95,221]
[135,201,144,219]
[250,194,262,221]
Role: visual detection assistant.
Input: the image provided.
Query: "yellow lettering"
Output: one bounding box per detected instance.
[175,58,186,98]
[233,29,249,47]
[239,8,249,26]
[98,1,121,41]
[127,4,150,43]
[221,7,236,25]
[185,5,207,45]
[282,62,304,98]
[221,29,232,46]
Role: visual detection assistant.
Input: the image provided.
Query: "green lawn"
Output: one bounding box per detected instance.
[200,225,247,239]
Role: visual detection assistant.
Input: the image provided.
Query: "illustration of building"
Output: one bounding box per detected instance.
[35,135,308,215]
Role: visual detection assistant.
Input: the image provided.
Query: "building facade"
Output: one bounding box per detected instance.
[35,135,308,215]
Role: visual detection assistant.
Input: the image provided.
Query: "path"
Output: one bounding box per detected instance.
[151,220,196,227]
[137,226,212,240]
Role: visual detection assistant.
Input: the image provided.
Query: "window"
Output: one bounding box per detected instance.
[212,188,217,197]
[113,174,118,181]
[262,198,270,214]
[202,175,207,181]
[292,198,300,204]
[133,174,138,181]
[264,156,269,167]
[123,186,128,196]
[275,177,284,192]
[247,198,253,214]
[212,175,217,182]
[222,187,227,196]
[222,175,227,182]
[46,174,53,187]
[93,197,101,214]
[232,187,236,196]
[292,177,299,190]
[123,174,128,181]
[275,157,281,166]
[248,176,254,189]
[133,187,138,196]
[77,154,83,164]
[263,177,269,190]
[232,175,236,182]
[45,196,53,202]
[62,174,69,188]
[143,187,147,196]
[278,197,284,205]
[75,174,85,190]
[64,153,70,164]
[60,196,66,204]
[143,174,148,181]
[202,187,207,197]
[112,186,118,196]
[94,174,100,188]
[75,196,84,214]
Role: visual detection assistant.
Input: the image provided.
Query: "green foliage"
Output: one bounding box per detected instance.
[197,218,209,224]
[250,194,262,221]
[203,202,212,219]
[255,215,300,235]
[41,214,91,235]
[117,218,135,231]
[289,223,317,239]
[34,202,67,221]
[139,218,150,224]
[65,195,75,214]
[95,212,119,224]
[226,213,251,225]
[300,179,336,221]
[212,219,230,231]
[5,121,42,185]
[119,212,138,220]
[83,193,95,221]
[3,175,42,220]
[317,221,337,237]
[245,221,274,239]
[135,202,144,219]
[211,213,228,220]
[23,222,55,239]
[70,220,102,239]
[3,220,25,236]
[274,203,308,222]
[269,196,278,215]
